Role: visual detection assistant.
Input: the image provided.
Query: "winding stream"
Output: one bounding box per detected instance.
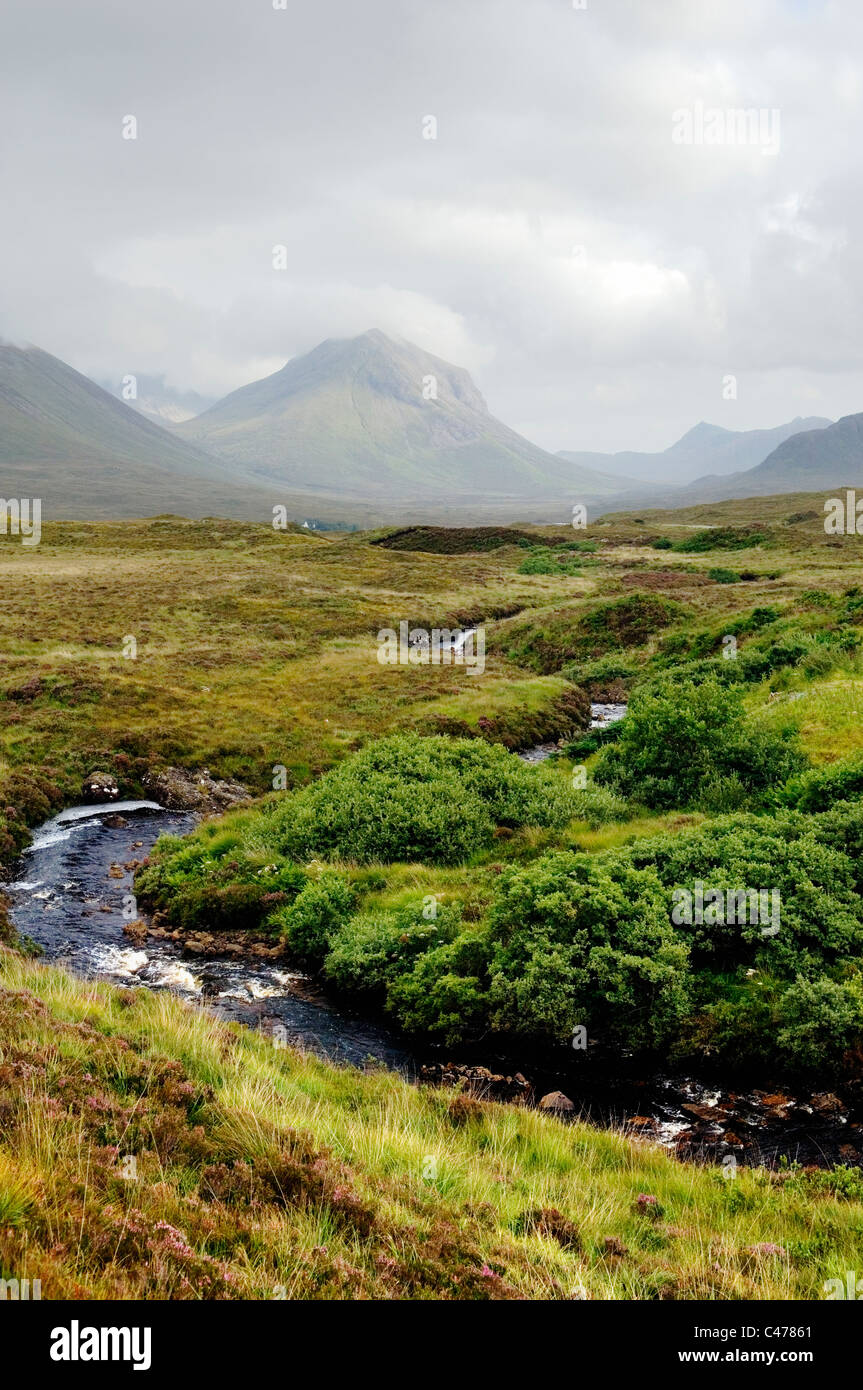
[5,702,860,1169]
[6,801,414,1072]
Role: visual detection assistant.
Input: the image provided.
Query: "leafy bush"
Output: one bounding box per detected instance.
[782,753,863,813]
[561,654,638,685]
[268,735,576,866]
[517,546,583,576]
[594,676,804,809]
[708,568,741,584]
[271,873,355,965]
[386,933,491,1041]
[135,833,306,930]
[775,975,863,1070]
[323,903,462,997]
[672,527,769,553]
[570,783,629,827]
[627,813,863,976]
[486,852,692,1049]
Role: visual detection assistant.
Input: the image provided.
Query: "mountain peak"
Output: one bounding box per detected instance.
[176,332,624,503]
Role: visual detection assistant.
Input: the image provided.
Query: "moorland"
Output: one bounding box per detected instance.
[3,491,863,1298]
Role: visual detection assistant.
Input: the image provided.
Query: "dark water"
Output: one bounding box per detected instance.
[6,802,414,1072]
[6,798,860,1170]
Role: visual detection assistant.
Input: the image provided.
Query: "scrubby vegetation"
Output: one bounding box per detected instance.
[123,500,863,1081]
[7,496,863,1299]
[593,675,804,810]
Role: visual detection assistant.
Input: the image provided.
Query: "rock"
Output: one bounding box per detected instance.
[143,766,251,813]
[122,920,148,943]
[82,770,119,802]
[682,1102,721,1123]
[539,1090,575,1114]
[418,1062,532,1104]
[107,864,125,879]
[756,1092,795,1118]
[102,814,129,828]
[809,1092,846,1118]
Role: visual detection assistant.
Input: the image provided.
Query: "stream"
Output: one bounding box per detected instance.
[6,801,413,1072]
[5,701,861,1170]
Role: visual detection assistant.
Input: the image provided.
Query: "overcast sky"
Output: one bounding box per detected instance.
[1,0,861,451]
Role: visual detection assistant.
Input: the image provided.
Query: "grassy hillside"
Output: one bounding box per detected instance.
[2,947,861,1301]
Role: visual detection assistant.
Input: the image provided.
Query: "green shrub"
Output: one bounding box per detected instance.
[775,974,863,1070]
[627,813,863,977]
[782,753,863,813]
[708,567,741,584]
[271,873,355,965]
[323,903,462,996]
[517,546,582,576]
[487,852,692,1049]
[673,527,769,553]
[269,735,576,866]
[386,933,491,1041]
[594,675,804,809]
[561,654,638,685]
[570,783,629,827]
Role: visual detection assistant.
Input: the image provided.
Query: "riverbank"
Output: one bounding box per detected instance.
[1,943,861,1300]
[9,799,863,1171]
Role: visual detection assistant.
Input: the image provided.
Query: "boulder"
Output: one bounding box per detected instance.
[143,766,250,813]
[82,770,119,802]
[539,1090,575,1114]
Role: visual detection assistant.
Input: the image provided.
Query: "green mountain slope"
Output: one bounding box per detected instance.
[0,343,276,519]
[177,330,630,503]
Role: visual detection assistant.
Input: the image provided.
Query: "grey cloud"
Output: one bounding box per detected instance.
[1,0,861,451]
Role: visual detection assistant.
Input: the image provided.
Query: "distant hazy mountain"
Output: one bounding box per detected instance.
[177,329,631,503]
[558,417,831,486]
[685,412,863,500]
[0,343,275,519]
[98,373,217,425]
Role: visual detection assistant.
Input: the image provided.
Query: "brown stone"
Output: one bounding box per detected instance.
[539,1091,575,1114]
